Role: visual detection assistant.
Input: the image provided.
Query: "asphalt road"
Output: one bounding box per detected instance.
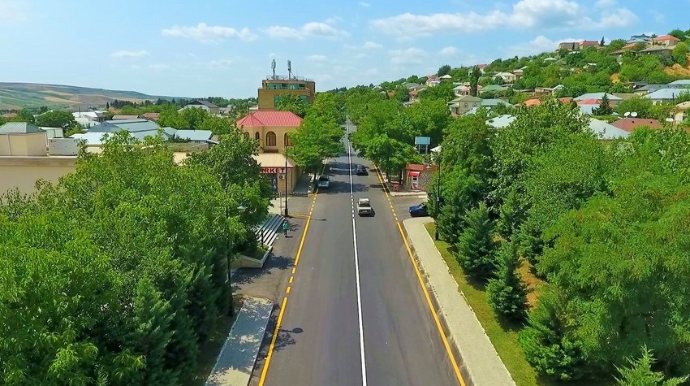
[260,121,457,386]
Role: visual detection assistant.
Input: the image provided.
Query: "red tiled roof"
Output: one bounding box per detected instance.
[1,113,17,118]
[559,97,574,104]
[581,40,599,46]
[523,98,541,107]
[611,118,663,132]
[478,64,487,69]
[622,42,637,49]
[236,111,303,128]
[141,112,160,121]
[576,99,601,105]
[409,90,418,96]
[653,35,680,42]
[407,164,426,172]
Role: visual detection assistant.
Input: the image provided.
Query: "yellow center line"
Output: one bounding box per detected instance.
[397,222,467,386]
[258,190,318,386]
[257,296,289,386]
[289,276,294,284]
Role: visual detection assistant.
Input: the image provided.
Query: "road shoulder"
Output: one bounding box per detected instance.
[403,217,516,386]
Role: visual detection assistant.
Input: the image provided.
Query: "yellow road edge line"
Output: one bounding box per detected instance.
[289,276,294,284]
[293,215,311,266]
[291,268,296,274]
[397,222,468,386]
[286,286,291,294]
[257,296,289,386]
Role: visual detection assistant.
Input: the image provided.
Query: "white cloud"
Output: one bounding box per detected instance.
[439,46,458,56]
[307,54,328,62]
[507,35,583,57]
[0,0,24,22]
[363,41,382,49]
[364,68,379,76]
[206,59,233,69]
[389,47,428,66]
[265,21,349,40]
[595,0,616,8]
[111,50,149,59]
[162,23,257,43]
[371,0,638,37]
[149,64,171,71]
[358,1,370,8]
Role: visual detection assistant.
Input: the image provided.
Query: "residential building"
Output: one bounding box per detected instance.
[258,75,316,110]
[639,45,674,59]
[140,112,160,121]
[523,98,542,107]
[448,95,481,116]
[426,76,441,87]
[0,122,77,195]
[580,40,599,49]
[513,68,524,79]
[644,88,690,104]
[39,127,64,146]
[481,99,512,109]
[628,34,652,44]
[0,122,47,156]
[481,84,507,93]
[495,72,517,83]
[635,84,667,95]
[179,100,220,115]
[440,74,453,81]
[486,115,516,129]
[112,114,139,120]
[453,84,482,96]
[402,163,437,191]
[669,80,690,88]
[236,110,302,153]
[588,118,630,140]
[559,41,579,51]
[652,35,681,47]
[1,113,17,119]
[673,101,690,123]
[575,93,623,107]
[72,111,106,128]
[611,118,663,132]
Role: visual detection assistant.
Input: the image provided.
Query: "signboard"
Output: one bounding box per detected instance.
[261,167,287,174]
[414,136,431,145]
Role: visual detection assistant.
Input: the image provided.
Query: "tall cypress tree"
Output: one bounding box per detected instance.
[456,203,497,282]
[487,241,528,321]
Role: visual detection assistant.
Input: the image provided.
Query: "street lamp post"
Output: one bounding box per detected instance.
[284,145,289,217]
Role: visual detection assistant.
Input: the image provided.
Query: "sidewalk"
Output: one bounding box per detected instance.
[403,217,516,386]
[205,297,273,386]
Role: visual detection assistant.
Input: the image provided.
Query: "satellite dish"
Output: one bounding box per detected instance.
[631,112,638,117]
[624,112,631,117]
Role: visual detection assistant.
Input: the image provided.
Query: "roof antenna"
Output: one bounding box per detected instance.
[287,60,292,80]
[271,59,276,79]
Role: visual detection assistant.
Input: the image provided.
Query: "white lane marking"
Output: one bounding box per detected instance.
[348,127,368,386]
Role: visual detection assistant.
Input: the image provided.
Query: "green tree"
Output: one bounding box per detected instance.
[289,111,344,176]
[35,110,77,129]
[419,82,455,102]
[668,29,687,41]
[437,64,451,77]
[616,95,654,118]
[593,94,613,115]
[486,242,527,321]
[275,95,309,117]
[15,108,35,123]
[615,347,688,386]
[470,66,481,97]
[456,204,497,282]
[672,42,689,66]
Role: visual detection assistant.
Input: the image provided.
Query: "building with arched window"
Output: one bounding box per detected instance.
[236,111,302,153]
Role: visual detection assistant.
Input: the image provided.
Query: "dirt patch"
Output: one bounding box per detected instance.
[665,58,690,78]
[43,90,73,96]
[518,259,545,309]
[44,96,76,104]
[610,73,620,83]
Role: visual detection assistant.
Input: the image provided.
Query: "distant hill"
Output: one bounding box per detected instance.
[0,82,183,110]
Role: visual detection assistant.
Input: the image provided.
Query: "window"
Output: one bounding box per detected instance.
[243,132,250,139]
[266,131,277,146]
[464,103,468,107]
[255,132,260,141]
[284,133,292,146]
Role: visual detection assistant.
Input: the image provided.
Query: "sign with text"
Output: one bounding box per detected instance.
[415,136,431,145]
[261,167,287,174]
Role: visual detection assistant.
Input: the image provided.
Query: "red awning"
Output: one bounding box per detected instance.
[409,172,420,177]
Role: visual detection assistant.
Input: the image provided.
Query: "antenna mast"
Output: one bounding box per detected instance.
[271,59,276,79]
[287,59,292,80]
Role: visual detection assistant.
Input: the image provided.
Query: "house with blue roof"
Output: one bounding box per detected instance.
[644,89,690,105]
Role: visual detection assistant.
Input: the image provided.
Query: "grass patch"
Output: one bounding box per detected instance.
[425,223,603,386]
[188,296,243,386]
[425,223,548,386]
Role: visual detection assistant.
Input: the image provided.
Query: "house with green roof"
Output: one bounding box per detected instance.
[448,95,482,116]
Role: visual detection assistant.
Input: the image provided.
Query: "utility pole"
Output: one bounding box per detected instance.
[435,152,442,241]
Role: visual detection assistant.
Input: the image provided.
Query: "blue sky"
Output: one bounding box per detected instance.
[0,0,687,98]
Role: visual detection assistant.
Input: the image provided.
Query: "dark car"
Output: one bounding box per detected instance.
[409,203,428,217]
[355,165,368,175]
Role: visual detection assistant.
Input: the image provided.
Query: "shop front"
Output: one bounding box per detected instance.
[254,153,298,195]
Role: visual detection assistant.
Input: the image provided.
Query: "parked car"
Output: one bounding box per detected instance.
[355,165,368,175]
[357,198,373,216]
[409,202,428,217]
[317,175,330,189]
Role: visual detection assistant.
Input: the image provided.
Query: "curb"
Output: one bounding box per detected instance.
[399,222,476,386]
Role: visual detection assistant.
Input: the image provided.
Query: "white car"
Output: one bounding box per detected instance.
[317,175,330,189]
[357,198,373,216]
